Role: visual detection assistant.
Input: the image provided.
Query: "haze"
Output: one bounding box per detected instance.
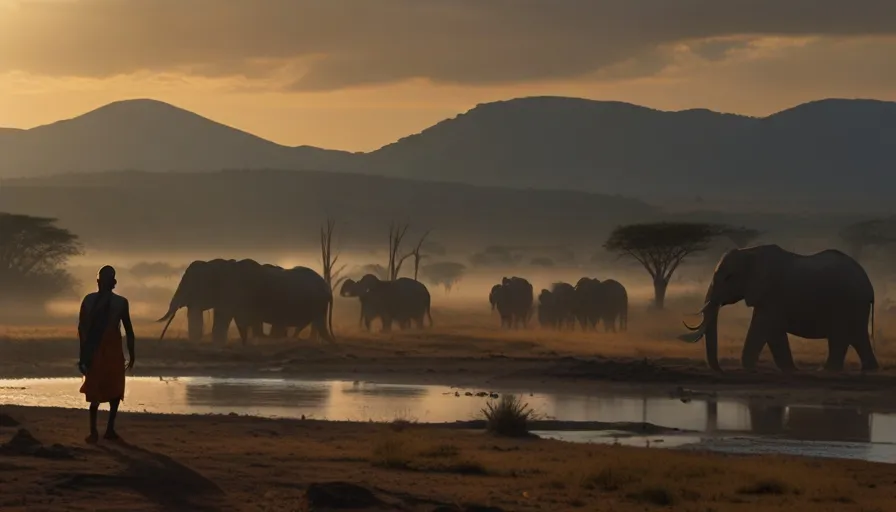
[2,0,896,151]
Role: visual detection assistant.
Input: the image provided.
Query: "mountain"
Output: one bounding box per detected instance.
[363,96,896,212]
[0,99,357,176]
[3,96,896,213]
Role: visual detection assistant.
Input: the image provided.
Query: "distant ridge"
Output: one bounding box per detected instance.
[3,96,895,213]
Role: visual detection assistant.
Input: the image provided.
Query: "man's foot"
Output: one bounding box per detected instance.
[103,431,122,441]
[85,433,99,444]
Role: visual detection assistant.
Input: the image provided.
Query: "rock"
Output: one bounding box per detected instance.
[0,429,74,460]
[1,428,41,453]
[0,414,20,427]
[304,482,384,509]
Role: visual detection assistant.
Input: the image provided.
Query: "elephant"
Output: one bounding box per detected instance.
[537,282,577,330]
[489,277,534,328]
[597,279,628,332]
[574,277,602,330]
[158,259,334,344]
[678,244,878,373]
[340,274,433,332]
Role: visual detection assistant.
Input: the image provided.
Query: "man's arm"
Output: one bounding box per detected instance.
[121,298,136,370]
[77,296,90,347]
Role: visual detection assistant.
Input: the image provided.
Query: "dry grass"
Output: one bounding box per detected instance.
[1,405,893,511]
[5,297,896,370]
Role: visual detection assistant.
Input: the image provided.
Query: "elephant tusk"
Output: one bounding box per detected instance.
[682,320,702,331]
[677,330,705,344]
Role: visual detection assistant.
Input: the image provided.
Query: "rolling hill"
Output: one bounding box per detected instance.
[3,96,896,213]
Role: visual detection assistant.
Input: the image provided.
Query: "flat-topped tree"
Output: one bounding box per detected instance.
[0,213,82,306]
[604,222,724,309]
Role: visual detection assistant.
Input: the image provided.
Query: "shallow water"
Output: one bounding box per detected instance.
[2,376,895,463]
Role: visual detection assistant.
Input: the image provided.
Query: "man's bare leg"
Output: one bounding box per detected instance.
[104,399,121,440]
[86,402,99,443]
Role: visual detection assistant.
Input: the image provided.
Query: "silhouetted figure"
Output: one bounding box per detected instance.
[77,266,136,444]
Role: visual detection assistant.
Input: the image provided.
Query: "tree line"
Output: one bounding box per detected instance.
[1,210,888,311]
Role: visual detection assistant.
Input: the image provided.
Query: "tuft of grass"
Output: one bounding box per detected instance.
[481,394,534,438]
[628,486,678,506]
[737,477,792,495]
[370,436,411,469]
[580,466,641,492]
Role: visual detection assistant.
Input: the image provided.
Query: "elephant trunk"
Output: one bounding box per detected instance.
[158,304,178,340]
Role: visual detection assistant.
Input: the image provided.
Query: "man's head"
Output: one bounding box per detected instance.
[97,265,117,291]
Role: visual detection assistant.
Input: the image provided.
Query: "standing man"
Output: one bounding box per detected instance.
[77,265,136,443]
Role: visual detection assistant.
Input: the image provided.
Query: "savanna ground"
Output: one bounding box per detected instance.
[2,405,896,511]
[4,294,896,510]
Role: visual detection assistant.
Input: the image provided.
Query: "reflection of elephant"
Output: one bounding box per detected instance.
[574,277,602,330]
[489,277,533,328]
[158,259,334,344]
[597,279,628,332]
[680,245,878,373]
[537,282,577,330]
[705,399,871,443]
[339,274,432,332]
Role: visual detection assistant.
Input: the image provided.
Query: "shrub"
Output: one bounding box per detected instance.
[481,394,534,437]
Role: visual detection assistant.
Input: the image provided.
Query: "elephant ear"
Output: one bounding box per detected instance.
[743,249,776,307]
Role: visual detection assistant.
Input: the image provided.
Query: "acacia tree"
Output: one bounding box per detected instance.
[0,213,82,306]
[604,222,724,309]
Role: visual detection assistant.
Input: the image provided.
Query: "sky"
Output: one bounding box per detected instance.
[1,0,895,152]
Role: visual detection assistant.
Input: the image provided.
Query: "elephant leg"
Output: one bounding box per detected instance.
[741,309,777,371]
[269,325,288,339]
[235,320,250,345]
[211,311,233,344]
[851,326,880,372]
[823,336,849,372]
[766,331,797,373]
[187,307,204,342]
[381,315,393,333]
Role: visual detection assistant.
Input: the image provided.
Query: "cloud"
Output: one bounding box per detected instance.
[2,0,896,90]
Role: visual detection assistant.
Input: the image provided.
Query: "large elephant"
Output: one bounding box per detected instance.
[597,279,628,332]
[340,274,432,332]
[574,277,602,330]
[537,282,577,330]
[678,245,878,373]
[489,277,534,329]
[157,259,334,344]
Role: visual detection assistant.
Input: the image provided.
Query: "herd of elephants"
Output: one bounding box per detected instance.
[156,244,882,375]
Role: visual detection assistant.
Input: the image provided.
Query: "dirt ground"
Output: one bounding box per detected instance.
[1,405,895,512]
[3,302,896,411]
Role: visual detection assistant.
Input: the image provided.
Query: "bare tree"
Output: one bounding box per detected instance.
[320,218,347,335]
[387,222,411,280]
[407,230,431,281]
[604,222,724,309]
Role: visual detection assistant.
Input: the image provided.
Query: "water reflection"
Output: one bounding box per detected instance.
[0,377,894,455]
